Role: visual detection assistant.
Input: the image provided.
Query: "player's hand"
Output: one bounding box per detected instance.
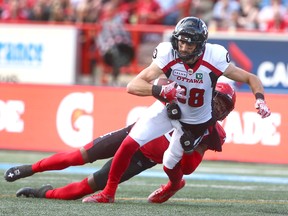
[180,127,196,153]
[166,102,181,120]
[255,99,271,118]
[160,82,186,102]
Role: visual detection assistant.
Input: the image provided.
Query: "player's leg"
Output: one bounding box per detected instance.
[4,148,86,183]
[16,175,95,200]
[93,102,172,203]
[85,124,134,161]
[148,127,209,203]
[161,120,212,181]
[45,149,155,200]
[181,144,206,175]
[15,160,113,200]
[180,124,216,174]
[38,149,202,201]
[82,150,157,203]
[148,126,185,203]
[16,151,156,200]
[15,158,114,200]
[148,162,185,203]
[4,125,133,182]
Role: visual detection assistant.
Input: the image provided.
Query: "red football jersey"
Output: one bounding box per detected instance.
[140,122,226,163]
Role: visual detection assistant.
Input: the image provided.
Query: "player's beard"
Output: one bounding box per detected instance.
[179,52,199,64]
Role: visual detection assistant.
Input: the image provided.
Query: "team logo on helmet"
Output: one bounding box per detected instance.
[153,48,158,59]
[226,52,231,63]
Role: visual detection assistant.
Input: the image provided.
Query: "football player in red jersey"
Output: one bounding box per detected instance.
[87,16,271,203]
[7,83,234,201]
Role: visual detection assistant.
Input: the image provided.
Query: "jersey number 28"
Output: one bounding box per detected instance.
[178,86,205,107]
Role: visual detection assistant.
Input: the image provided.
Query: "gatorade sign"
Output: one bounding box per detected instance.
[0,83,287,164]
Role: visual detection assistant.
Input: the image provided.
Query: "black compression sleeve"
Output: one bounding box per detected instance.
[152,85,168,102]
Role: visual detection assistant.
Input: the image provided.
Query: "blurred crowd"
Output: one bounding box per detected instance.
[0,0,188,25]
[0,0,288,32]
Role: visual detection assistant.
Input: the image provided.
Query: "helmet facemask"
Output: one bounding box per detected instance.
[213,92,234,121]
[173,34,204,62]
[213,82,236,121]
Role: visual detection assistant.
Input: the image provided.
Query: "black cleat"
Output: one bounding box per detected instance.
[4,165,34,182]
[16,184,53,198]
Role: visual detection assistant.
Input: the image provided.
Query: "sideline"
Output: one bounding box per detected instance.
[1,163,288,184]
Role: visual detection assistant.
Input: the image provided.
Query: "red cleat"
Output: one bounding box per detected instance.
[82,192,114,203]
[148,179,185,203]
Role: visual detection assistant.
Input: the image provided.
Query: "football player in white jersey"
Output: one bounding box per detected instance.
[84,16,271,203]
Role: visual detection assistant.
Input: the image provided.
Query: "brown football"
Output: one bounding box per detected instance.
[153,78,173,86]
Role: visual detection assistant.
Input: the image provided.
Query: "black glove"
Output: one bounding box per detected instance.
[166,102,181,120]
[180,127,196,153]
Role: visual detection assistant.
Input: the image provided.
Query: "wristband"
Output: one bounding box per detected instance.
[152,85,162,97]
[255,93,265,100]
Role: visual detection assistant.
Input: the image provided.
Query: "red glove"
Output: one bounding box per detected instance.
[255,99,271,118]
[152,81,186,102]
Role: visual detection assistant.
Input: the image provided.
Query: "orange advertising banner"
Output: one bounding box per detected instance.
[0,83,287,164]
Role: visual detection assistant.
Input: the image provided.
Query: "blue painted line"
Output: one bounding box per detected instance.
[1,163,288,184]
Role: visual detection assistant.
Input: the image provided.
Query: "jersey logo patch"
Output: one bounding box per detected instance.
[188,68,194,75]
[196,73,203,80]
[173,69,187,77]
[153,48,158,59]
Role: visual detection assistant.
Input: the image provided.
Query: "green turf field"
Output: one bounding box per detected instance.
[0,150,287,216]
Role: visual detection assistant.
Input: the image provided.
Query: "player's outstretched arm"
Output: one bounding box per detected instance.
[223,64,271,118]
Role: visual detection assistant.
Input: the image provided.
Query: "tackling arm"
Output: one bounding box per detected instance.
[180,123,226,174]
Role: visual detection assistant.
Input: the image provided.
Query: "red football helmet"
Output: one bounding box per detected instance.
[213,82,236,121]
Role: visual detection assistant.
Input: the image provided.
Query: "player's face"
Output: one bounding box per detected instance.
[213,95,227,120]
[178,40,196,57]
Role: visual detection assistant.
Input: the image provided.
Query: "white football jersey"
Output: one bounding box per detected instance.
[152,42,230,124]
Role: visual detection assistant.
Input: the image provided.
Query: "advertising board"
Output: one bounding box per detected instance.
[0,24,78,84]
[209,32,288,93]
[0,83,286,164]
